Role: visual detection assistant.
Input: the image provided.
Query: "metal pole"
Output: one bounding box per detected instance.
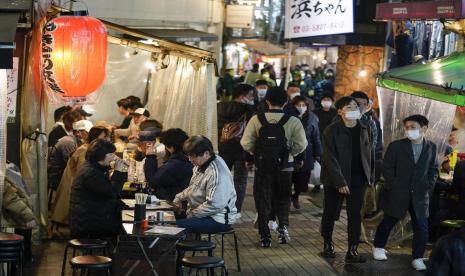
[284,41,293,90]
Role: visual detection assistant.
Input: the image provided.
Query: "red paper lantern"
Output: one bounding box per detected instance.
[41,16,107,97]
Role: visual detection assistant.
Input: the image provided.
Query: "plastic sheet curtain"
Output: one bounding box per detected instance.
[0,70,7,216]
[146,57,218,148]
[378,87,456,155]
[46,44,150,131]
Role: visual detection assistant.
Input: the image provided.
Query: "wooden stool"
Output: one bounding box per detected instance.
[208,229,240,272]
[61,239,109,276]
[176,240,216,275]
[70,255,112,276]
[181,256,228,276]
[0,232,24,276]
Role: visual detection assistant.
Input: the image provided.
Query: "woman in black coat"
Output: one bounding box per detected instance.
[290,96,323,209]
[69,139,128,239]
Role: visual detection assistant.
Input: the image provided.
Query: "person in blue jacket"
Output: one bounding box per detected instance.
[143,128,193,204]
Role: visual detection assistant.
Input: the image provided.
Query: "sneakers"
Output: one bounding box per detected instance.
[236,213,242,219]
[278,226,290,244]
[345,245,366,263]
[260,237,271,248]
[412,258,427,271]
[268,220,278,232]
[372,248,388,261]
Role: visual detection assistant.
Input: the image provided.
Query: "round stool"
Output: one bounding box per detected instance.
[181,256,228,276]
[208,229,240,271]
[176,240,216,275]
[0,232,24,276]
[61,239,109,276]
[70,255,112,276]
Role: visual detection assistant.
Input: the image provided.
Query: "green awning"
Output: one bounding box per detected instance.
[377,52,465,106]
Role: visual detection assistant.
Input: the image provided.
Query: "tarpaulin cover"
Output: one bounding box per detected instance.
[377,52,465,106]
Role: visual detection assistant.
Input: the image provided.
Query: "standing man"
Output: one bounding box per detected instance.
[255,79,269,113]
[217,84,255,216]
[373,115,438,271]
[241,87,307,247]
[283,83,302,117]
[320,96,374,263]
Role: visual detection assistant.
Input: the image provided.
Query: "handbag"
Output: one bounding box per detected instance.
[220,114,247,143]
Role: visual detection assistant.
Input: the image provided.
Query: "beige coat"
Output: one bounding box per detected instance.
[50,144,88,225]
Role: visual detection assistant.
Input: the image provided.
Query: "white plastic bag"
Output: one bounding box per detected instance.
[310,160,321,185]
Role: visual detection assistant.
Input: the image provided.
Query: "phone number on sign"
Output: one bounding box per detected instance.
[296,21,346,33]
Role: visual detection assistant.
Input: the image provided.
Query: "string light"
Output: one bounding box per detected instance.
[124,51,131,59]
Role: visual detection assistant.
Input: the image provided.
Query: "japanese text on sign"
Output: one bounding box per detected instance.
[285,0,354,39]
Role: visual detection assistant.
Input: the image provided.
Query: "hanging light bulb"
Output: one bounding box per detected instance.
[322,59,328,65]
[145,61,156,71]
[312,55,317,60]
[124,51,131,59]
[359,69,367,77]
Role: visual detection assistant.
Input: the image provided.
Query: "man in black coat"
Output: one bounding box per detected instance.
[426,227,465,276]
[320,96,374,263]
[373,115,438,271]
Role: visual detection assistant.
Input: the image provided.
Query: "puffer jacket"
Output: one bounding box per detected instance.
[69,162,127,238]
[217,101,255,155]
[2,176,36,228]
[297,111,323,171]
[173,155,237,225]
[48,135,80,190]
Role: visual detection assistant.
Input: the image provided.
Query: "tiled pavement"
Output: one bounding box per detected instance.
[29,175,428,275]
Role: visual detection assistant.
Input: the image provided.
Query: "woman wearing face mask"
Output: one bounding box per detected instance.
[290,96,323,209]
[69,139,128,239]
[51,126,110,226]
[217,84,255,217]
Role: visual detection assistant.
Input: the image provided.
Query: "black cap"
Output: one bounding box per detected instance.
[77,107,92,117]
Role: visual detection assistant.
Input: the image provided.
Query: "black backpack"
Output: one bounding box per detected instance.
[254,113,290,173]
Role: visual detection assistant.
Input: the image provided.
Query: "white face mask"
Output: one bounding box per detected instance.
[406,129,422,141]
[290,92,300,100]
[257,89,267,100]
[344,110,361,120]
[321,100,332,109]
[102,153,116,166]
[296,106,307,115]
[245,99,255,105]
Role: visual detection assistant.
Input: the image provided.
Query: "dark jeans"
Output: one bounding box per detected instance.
[321,174,366,247]
[177,216,232,234]
[220,152,248,212]
[254,170,292,238]
[374,203,429,259]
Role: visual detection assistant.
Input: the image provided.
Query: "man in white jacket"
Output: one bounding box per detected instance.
[173,136,237,233]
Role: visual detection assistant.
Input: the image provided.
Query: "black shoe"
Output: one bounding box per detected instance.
[260,237,271,248]
[311,186,321,193]
[345,245,366,263]
[322,242,336,258]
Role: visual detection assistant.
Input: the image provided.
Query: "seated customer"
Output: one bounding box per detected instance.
[69,139,128,239]
[173,136,237,234]
[145,128,193,201]
[426,227,465,276]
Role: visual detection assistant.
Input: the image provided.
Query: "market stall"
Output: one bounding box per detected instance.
[20,3,219,238]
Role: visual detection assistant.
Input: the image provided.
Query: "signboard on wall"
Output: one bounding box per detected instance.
[237,0,261,6]
[226,5,254,29]
[6,57,18,123]
[285,0,354,39]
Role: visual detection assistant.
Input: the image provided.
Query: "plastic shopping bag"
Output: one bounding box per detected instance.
[310,160,321,185]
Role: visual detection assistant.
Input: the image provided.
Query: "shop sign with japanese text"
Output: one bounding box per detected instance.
[285,0,354,39]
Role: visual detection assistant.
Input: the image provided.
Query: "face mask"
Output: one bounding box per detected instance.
[257,89,267,100]
[344,110,361,120]
[296,106,307,115]
[321,100,332,109]
[102,153,116,166]
[245,99,255,105]
[406,129,422,141]
[290,92,300,100]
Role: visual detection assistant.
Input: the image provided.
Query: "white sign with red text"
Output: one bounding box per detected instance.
[285,0,354,39]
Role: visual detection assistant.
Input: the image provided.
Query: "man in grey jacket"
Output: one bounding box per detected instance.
[174,136,237,234]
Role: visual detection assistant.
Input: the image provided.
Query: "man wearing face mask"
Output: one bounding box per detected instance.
[255,79,269,113]
[320,96,374,263]
[373,115,438,271]
[217,84,255,216]
[283,83,303,117]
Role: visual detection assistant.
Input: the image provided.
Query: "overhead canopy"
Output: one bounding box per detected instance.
[238,40,287,56]
[0,0,31,69]
[376,0,465,21]
[129,28,218,43]
[377,52,465,106]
